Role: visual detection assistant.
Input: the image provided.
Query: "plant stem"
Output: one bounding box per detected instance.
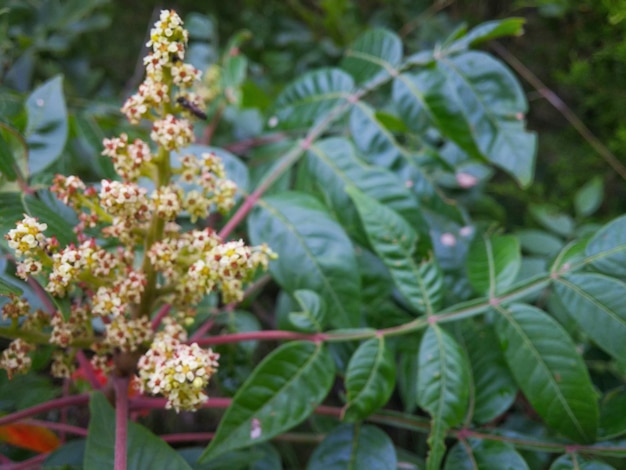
[0,393,90,427]
[114,376,130,470]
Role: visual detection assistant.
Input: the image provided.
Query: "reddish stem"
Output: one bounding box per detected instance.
[193,330,324,347]
[27,418,89,437]
[0,393,90,427]
[76,350,102,390]
[114,376,130,470]
[0,453,47,470]
[151,303,172,330]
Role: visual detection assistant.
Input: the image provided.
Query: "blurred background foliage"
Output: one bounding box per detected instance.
[1,0,625,222]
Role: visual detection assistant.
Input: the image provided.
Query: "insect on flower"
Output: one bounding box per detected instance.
[176,96,208,120]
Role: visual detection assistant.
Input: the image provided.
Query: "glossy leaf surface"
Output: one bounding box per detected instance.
[25,75,68,175]
[466,234,521,296]
[555,273,626,361]
[585,215,626,277]
[342,337,396,422]
[248,191,361,328]
[444,439,529,470]
[341,28,402,84]
[348,186,442,315]
[494,304,598,443]
[201,341,335,461]
[307,424,396,470]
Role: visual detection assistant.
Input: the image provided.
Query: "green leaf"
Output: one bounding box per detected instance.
[448,18,526,52]
[305,138,426,242]
[307,424,397,470]
[444,439,529,470]
[273,68,354,129]
[585,215,626,277]
[459,321,517,424]
[466,234,521,296]
[529,204,574,238]
[517,229,564,257]
[554,273,626,361]
[342,337,396,422]
[0,276,22,296]
[288,289,328,333]
[0,130,19,182]
[248,192,361,328]
[341,28,402,84]
[347,186,443,315]
[44,439,85,469]
[394,51,536,187]
[549,454,615,470]
[200,341,335,462]
[494,304,598,443]
[599,388,626,439]
[417,325,470,469]
[84,392,193,470]
[25,75,68,175]
[349,102,403,167]
[575,176,604,218]
[180,443,281,470]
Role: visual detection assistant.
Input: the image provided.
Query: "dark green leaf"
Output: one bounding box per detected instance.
[200,341,335,461]
[0,131,19,181]
[349,102,403,167]
[394,51,536,187]
[599,388,626,440]
[307,424,397,470]
[347,186,442,315]
[0,193,25,237]
[288,289,328,333]
[585,215,626,277]
[341,28,402,84]
[549,454,615,470]
[448,18,526,52]
[84,392,193,470]
[25,75,68,175]
[0,277,22,296]
[273,68,354,129]
[444,439,529,470]
[305,137,426,242]
[530,204,574,238]
[516,229,563,257]
[342,337,396,422]
[248,192,361,328]
[466,234,521,296]
[494,304,598,443]
[417,326,470,469]
[180,443,281,470]
[459,321,517,424]
[575,176,604,218]
[43,439,86,469]
[555,273,626,361]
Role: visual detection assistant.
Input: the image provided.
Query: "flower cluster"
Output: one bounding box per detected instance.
[137,320,219,412]
[0,10,274,413]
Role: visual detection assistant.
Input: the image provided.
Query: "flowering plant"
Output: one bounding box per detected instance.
[2,6,626,470]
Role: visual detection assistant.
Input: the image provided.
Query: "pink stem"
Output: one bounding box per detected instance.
[193,330,324,347]
[114,376,130,470]
[0,393,90,427]
[27,418,89,437]
[0,453,47,470]
[151,304,172,330]
[76,350,102,390]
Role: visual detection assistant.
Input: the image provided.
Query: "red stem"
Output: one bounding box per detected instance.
[151,303,172,330]
[0,453,47,470]
[76,350,102,390]
[114,376,130,470]
[0,393,90,427]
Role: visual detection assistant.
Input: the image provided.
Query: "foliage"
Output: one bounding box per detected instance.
[0,4,626,470]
